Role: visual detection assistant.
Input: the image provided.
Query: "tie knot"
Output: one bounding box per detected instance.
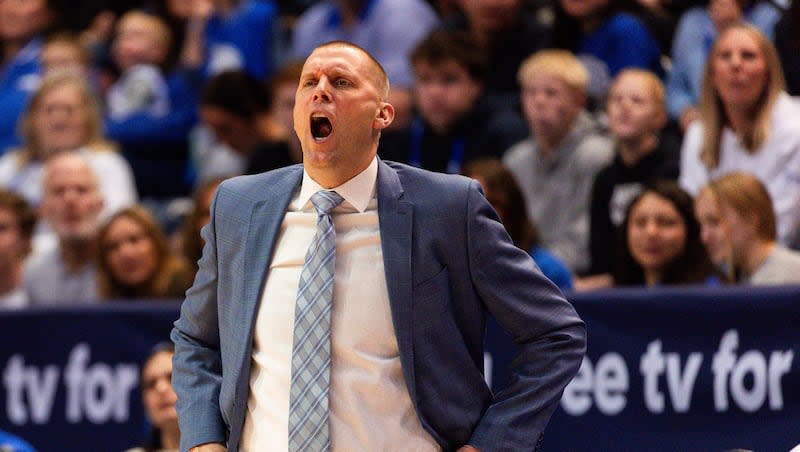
[311,190,344,216]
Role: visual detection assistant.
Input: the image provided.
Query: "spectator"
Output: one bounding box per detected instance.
[582,69,679,290]
[289,0,440,129]
[462,158,573,291]
[774,0,800,96]
[125,343,179,452]
[380,30,527,174]
[503,49,614,274]
[694,183,735,282]
[97,205,192,300]
[0,0,56,154]
[0,72,137,214]
[666,0,782,131]
[197,67,299,179]
[176,178,223,279]
[679,24,800,249]
[24,152,104,306]
[614,180,716,286]
[447,0,550,110]
[105,10,199,200]
[0,190,36,309]
[40,32,92,77]
[704,172,800,285]
[549,0,663,105]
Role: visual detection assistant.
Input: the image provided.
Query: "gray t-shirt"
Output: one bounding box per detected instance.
[746,245,800,286]
[24,246,99,306]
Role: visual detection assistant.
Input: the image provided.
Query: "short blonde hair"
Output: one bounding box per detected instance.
[517,50,589,97]
[610,68,666,111]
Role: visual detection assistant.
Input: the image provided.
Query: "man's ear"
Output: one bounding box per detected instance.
[374,102,395,130]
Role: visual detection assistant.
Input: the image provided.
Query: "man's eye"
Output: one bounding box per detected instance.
[334,79,350,87]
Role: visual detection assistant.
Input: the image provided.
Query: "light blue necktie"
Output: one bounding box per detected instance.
[289,190,344,452]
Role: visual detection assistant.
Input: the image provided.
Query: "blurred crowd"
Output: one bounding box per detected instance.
[2,0,800,312]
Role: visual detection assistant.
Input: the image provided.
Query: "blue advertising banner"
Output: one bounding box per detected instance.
[489,286,800,452]
[0,303,180,452]
[2,286,799,451]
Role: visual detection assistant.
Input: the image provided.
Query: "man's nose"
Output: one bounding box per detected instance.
[313,77,332,102]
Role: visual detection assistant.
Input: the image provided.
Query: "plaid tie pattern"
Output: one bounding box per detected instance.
[288,190,344,451]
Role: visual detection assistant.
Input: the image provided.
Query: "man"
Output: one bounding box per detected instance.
[289,0,439,128]
[172,41,585,452]
[24,152,104,305]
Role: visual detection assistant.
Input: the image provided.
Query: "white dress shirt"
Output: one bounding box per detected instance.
[240,158,439,451]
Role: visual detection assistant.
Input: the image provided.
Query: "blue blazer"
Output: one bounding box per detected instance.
[172,160,586,451]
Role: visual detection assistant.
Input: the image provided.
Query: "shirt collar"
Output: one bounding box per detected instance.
[298,157,378,213]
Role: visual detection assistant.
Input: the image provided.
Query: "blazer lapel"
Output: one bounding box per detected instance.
[242,169,303,320]
[376,160,417,402]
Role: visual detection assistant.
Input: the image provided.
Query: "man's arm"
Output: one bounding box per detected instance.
[171,188,228,451]
[463,180,587,451]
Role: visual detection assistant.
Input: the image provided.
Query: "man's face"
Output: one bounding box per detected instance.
[414,59,482,134]
[521,73,582,144]
[41,158,103,242]
[294,45,394,187]
[0,207,27,268]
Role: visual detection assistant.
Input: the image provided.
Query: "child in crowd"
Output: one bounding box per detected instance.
[380,30,528,174]
[581,69,680,290]
[614,181,716,286]
[105,10,199,200]
[107,11,172,121]
[699,172,800,285]
[0,190,36,309]
[503,49,614,274]
[40,32,91,77]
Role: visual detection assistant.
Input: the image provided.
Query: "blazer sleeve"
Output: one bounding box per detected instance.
[171,187,228,450]
[463,180,586,451]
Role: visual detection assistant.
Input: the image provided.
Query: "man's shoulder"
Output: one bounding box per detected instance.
[383,160,473,188]
[218,165,302,198]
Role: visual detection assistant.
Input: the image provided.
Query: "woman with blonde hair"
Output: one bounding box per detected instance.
[679,23,800,249]
[0,71,137,213]
[97,206,192,300]
[704,172,800,285]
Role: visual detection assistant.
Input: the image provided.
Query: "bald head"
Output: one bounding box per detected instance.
[41,151,104,241]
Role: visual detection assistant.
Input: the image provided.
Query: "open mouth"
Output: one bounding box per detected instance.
[311,115,333,139]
